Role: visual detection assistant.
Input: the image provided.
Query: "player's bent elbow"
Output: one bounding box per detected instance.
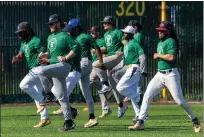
[168,55,175,61]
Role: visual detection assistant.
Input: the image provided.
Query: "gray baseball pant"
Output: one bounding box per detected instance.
[37,62,72,120]
[93,55,124,110]
[90,67,110,113]
[79,58,95,114]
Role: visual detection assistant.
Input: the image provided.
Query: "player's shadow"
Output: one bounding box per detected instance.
[2,114,39,117]
[144,125,191,131]
[75,125,191,132]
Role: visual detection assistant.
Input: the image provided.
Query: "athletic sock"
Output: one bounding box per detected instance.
[118,102,124,108]
[89,113,95,119]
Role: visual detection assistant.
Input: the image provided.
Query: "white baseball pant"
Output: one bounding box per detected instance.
[112,63,141,117]
[116,64,141,116]
[139,68,196,120]
[19,66,48,120]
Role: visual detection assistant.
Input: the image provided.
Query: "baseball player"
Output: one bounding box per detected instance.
[93,16,128,118]
[88,26,112,118]
[42,22,80,119]
[129,21,201,133]
[123,20,147,102]
[38,14,80,131]
[117,20,149,122]
[62,18,103,128]
[12,22,50,128]
[114,26,143,125]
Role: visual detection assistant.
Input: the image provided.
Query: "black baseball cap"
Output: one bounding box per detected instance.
[156,21,172,31]
[47,14,61,25]
[15,22,30,33]
[128,20,142,30]
[101,16,114,24]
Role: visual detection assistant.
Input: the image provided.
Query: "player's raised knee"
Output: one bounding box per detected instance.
[19,82,28,90]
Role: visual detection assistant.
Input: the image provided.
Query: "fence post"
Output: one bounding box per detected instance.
[161,1,168,102]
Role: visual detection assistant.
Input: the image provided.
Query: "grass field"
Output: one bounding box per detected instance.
[1,104,203,137]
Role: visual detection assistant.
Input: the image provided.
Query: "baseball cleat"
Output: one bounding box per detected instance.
[98,84,112,94]
[128,121,144,130]
[118,104,128,118]
[84,118,98,128]
[71,108,80,119]
[33,119,51,128]
[44,92,58,103]
[37,104,46,113]
[53,108,63,115]
[58,120,76,132]
[193,117,201,133]
[98,110,112,118]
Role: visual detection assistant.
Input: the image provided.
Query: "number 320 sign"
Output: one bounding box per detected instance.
[115,1,145,17]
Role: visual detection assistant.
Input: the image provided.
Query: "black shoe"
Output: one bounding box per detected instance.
[71,107,80,119]
[44,92,57,103]
[58,120,76,132]
[192,117,201,133]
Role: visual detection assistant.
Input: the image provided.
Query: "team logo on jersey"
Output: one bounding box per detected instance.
[157,46,163,54]
[48,38,57,53]
[105,35,112,46]
[124,45,128,58]
[24,45,30,57]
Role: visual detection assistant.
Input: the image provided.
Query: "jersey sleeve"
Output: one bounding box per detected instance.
[89,35,99,49]
[46,36,51,53]
[19,43,24,53]
[117,30,123,42]
[34,38,46,53]
[135,42,144,56]
[66,35,80,54]
[167,39,177,55]
[96,38,105,48]
[134,34,141,44]
[139,54,147,73]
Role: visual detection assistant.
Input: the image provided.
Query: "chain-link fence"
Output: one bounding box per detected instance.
[0,1,202,104]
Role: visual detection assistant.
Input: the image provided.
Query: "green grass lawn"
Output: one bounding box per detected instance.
[1,104,203,137]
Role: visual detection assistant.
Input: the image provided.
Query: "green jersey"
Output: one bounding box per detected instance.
[104,28,123,56]
[69,39,81,72]
[134,32,144,47]
[92,38,105,62]
[19,36,45,69]
[75,33,99,60]
[157,38,177,70]
[123,39,144,65]
[47,31,79,64]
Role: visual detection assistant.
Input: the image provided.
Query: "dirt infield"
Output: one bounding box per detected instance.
[1,101,203,107]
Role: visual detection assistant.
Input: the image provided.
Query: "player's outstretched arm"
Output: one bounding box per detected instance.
[12,52,23,64]
[153,53,175,61]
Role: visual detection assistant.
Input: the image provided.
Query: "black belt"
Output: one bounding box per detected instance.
[159,69,172,74]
